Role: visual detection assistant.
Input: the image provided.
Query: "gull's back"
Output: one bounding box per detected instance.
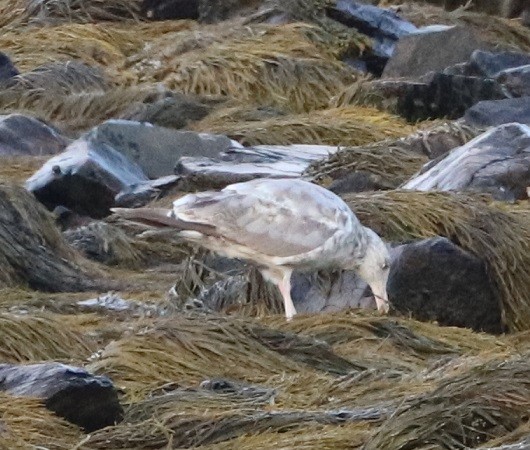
[171,178,365,268]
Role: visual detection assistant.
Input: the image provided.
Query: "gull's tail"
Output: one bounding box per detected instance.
[111,207,181,228]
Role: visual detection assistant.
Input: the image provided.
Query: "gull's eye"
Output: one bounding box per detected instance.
[381,262,389,270]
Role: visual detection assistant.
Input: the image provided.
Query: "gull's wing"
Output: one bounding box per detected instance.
[172,179,356,258]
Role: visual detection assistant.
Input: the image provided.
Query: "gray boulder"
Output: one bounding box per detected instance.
[0,362,123,431]
[464,97,530,127]
[87,119,237,179]
[388,237,503,334]
[26,134,165,218]
[382,26,490,80]
[403,123,530,201]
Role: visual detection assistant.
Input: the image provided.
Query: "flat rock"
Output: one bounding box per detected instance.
[88,120,238,179]
[464,97,530,127]
[26,133,162,218]
[0,114,69,156]
[0,362,123,431]
[403,123,530,201]
[388,237,503,333]
[327,0,417,74]
[176,144,339,190]
[382,26,490,80]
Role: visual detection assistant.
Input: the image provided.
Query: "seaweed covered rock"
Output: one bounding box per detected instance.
[389,237,503,333]
[0,114,69,156]
[403,123,530,201]
[0,183,105,292]
[0,363,123,431]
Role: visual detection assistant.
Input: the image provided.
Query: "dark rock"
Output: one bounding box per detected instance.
[464,97,530,127]
[327,0,417,75]
[120,94,211,129]
[26,132,160,218]
[397,73,505,121]
[382,26,490,80]
[0,114,69,156]
[87,120,236,179]
[0,52,19,82]
[469,50,530,78]
[388,237,503,334]
[176,144,339,190]
[403,123,530,201]
[496,65,530,98]
[141,0,199,20]
[0,362,123,431]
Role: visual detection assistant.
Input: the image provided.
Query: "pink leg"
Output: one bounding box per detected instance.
[277,272,296,321]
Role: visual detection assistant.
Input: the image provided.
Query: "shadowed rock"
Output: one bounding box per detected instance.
[0,363,123,432]
[403,123,530,201]
[0,52,18,82]
[0,114,69,156]
[26,130,171,218]
[388,237,503,333]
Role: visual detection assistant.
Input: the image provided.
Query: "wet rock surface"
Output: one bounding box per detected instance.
[0,362,123,431]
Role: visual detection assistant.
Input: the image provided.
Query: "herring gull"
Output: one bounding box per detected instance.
[112,178,391,319]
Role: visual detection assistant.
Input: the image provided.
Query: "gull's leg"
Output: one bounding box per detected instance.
[277,271,296,321]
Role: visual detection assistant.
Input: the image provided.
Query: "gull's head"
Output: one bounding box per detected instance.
[353,227,391,314]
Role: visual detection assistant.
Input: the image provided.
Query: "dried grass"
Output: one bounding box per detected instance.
[191,105,415,146]
[344,191,530,332]
[131,23,359,113]
[0,313,94,362]
[0,0,143,28]
[0,393,82,449]
[366,355,530,449]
